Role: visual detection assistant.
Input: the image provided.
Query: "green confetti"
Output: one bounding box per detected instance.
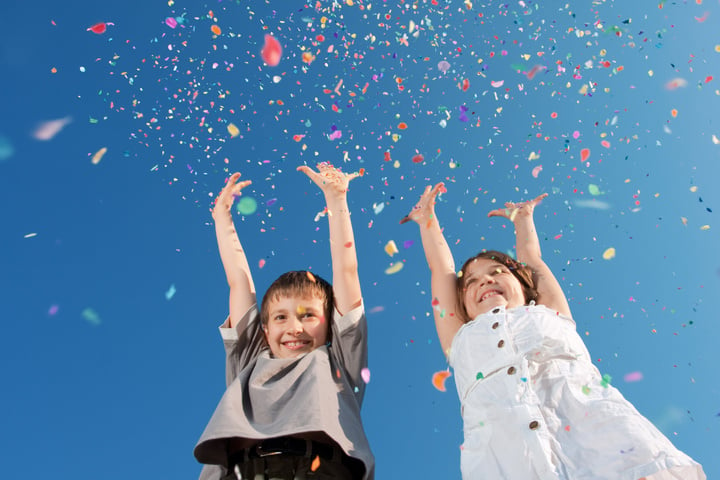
[600,373,612,388]
[582,385,591,395]
[476,371,484,380]
[81,308,101,326]
[236,196,258,215]
[588,184,602,196]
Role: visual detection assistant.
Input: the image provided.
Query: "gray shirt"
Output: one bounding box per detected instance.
[194,303,374,479]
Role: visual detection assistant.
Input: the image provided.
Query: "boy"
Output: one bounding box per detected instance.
[194,163,374,479]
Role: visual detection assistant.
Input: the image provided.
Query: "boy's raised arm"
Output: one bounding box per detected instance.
[212,172,257,328]
[298,163,361,314]
[403,183,464,356]
[488,194,571,317]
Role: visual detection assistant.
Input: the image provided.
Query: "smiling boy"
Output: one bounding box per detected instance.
[194,163,374,480]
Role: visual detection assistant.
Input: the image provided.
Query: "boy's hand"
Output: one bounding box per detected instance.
[487,193,547,222]
[297,162,360,200]
[400,182,446,225]
[212,172,252,219]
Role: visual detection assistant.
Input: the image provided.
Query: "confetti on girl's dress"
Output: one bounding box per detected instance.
[432,370,452,392]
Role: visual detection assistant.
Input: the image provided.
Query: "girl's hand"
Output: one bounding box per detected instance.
[487,193,547,222]
[297,162,360,200]
[400,182,446,225]
[212,172,252,218]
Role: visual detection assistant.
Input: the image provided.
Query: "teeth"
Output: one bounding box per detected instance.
[285,341,308,348]
[480,291,500,302]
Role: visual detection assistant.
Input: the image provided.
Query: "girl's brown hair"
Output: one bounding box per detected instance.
[456,250,538,323]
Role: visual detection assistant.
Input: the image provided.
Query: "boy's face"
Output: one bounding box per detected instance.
[263,294,329,358]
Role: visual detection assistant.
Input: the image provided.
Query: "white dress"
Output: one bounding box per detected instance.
[448,303,706,480]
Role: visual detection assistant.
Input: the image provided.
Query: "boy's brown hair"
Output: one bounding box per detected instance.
[456,250,538,323]
[259,270,335,328]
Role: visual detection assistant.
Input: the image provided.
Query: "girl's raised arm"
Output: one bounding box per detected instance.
[488,194,571,317]
[403,183,464,355]
[212,172,257,328]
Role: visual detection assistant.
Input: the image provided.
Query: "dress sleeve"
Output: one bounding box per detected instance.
[329,301,368,402]
[218,304,266,387]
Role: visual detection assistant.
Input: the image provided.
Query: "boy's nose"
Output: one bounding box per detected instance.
[290,318,304,334]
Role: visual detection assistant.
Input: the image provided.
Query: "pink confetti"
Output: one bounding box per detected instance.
[165,17,178,29]
[261,34,282,67]
[531,165,543,178]
[623,371,643,383]
[361,367,371,383]
[258,259,266,268]
[33,117,72,141]
[48,305,59,316]
[490,80,504,88]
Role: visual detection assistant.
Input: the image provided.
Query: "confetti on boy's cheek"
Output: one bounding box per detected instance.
[361,367,370,384]
[432,370,452,392]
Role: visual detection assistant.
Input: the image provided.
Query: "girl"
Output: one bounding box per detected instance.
[195,163,373,480]
[404,183,706,480]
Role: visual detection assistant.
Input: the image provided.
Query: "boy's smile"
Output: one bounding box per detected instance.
[264,295,329,358]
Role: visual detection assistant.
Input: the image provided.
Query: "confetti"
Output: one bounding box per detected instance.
[236,197,258,215]
[588,184,602,196]
[165,17,178,29]
[384,240,399,256]
[361,367,371,383]
[91,147,107,165]
[87,22,110,34]
[81,308,101,326]
[437,60,450,73]
[311,455,321,472]
[33,117,72,141]
[412,154,424,163]
[531,165,543,178]
[623,371,643,383]
[0,136,14,162]
[261,34,282,66]
[384,262,404,275]
[227,123,240,138]
[602,247,616,260]
[600,374,612,388]
[432,370,452,392]
[258,259,266,269]
[580,148,590,162]
[210,24,222,35]
[165,284,177,300]
[665,78,687,90]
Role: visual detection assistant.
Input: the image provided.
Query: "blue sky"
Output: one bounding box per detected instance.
[1,0,718,478]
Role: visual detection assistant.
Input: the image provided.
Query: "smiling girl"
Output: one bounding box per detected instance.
[405,183,705,480]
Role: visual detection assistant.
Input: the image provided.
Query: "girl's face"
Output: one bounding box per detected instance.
[462,258,526,320]
[263,295,329,358]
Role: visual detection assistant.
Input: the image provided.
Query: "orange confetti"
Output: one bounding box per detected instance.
[671,109,678,118]
[262,35,283,66]
[412,154,424,163]
[397,122,408,130]
[306,271,316,283]
[210,24,221,35]
[358,168,365,176]
[311,455,321,472]
[301,51,315,64]
[432,370,452,392]
[580,148,590,162]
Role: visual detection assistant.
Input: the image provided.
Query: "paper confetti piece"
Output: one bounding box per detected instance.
[261,34,282,66]
[236,197,257,215]
[600,373,612,388]
[412,154,424,163]
[531,165,543,178]
[580,148,590,162]
[0,136,14,161]
[165,17,178,28]
[361,367,371,383]
[384,262,404,275]
[384,240,399,256]
[227,123,240,138]
[91,147,107,165]
[437,60,450,73]
[165,284,176,300]
[87,22,111,34]
[432,370,452,392]
[311,455,321,472]
[48,305,59,316]
[602,247,616,260]
[588,184,601,196]
[623,371,643,383]
[210,24,221,35]
[33,117,72,141]
[665,78,687,90]
[81,308,101,326]
[258,259,266,269]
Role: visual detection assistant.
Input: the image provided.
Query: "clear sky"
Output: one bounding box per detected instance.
[1,0,718,478]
